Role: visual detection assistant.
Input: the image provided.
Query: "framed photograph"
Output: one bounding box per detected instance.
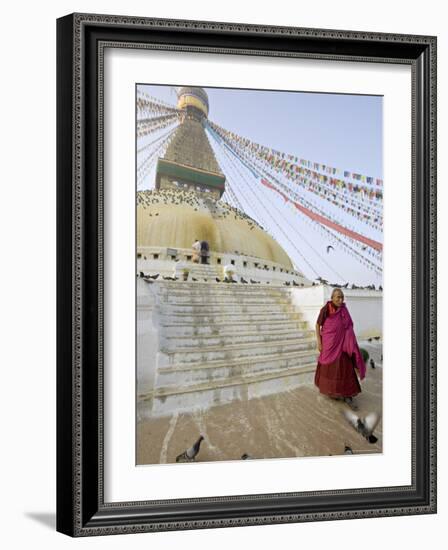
[57,13,437,536]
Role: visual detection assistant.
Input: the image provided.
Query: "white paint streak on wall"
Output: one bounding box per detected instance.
[160,412,179,463]
[193,411,224,457]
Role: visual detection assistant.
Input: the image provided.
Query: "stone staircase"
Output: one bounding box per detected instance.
[183,262,220,281]
[139,274,317,416]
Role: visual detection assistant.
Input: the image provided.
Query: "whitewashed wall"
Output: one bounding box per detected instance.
[136,278,160,405]
[289,285,382,339]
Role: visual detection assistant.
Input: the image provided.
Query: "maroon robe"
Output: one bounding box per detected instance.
[314,302,362,398]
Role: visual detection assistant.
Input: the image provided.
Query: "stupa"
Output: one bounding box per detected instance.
[137,87,307,284]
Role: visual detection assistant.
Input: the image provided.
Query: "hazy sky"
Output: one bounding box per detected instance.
[138,84,383,177]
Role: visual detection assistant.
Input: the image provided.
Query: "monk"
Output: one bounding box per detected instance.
[314,288,366,408]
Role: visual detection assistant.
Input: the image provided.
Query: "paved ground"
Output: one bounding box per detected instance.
[137,341,382,465]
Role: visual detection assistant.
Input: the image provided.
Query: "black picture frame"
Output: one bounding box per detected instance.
[56,13,437,537]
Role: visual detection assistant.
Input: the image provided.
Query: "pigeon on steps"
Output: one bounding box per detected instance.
[176,435,204,463]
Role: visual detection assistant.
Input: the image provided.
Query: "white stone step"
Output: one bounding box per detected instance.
[159,294,291,305]
[161,337,316,365]
[158,311,301,324]
[154,282,290,293]
[153,282,291,294]
[184,273,219,280]
[157,283,289,292]
[183,265,219,275]
[148,362,316,417]
[156,363,317,395]
[154,348,318,389]
[159,300,291,309]
[158,302,299,315]
[161,319,309,336]
[161,329,314,350]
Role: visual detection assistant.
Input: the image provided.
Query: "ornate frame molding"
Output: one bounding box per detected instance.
[57,12,437,536]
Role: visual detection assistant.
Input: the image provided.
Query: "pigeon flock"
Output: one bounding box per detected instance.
[137,190,383,291]
[137,188,265,232]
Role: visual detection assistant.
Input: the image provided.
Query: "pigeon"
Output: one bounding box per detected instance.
[215,277,221,282]
[139,271,144,278]
[292,280,299,286]
[342,282,349,288]
[326,245,334,253]
[284,281,291,286]
[149,273,160,280]
[176,435,204,463]
[343,410,381,444]
[370,358,376,369]
[362,412,381,443]
[241,277,248,284]
[241,453,254,460]
[374,336,380,341]
[368,337,372,342]
[344,445,354,455]
[192,278,198,282]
